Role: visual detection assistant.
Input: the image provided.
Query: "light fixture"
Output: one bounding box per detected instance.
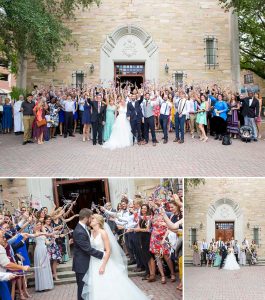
[165,64,169,73]
[90,64,95,73]
[200,222,203,230]
[247,222,250,229]
[0,185,3,192]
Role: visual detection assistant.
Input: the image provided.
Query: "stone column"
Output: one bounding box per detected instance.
[229,10,241,92]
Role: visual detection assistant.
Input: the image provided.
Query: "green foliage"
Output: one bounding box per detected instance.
[10,86,30,100]
[219,0,265,79]
[0,0,98,73]
[184,179,205,193]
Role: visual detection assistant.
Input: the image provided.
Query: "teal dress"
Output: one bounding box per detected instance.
[196,101,207,125]
[103,105,116,141]
[214,251,221,267]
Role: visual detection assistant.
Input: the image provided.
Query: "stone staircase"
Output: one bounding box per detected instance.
[185,258,265,267]
[28,259,145,287]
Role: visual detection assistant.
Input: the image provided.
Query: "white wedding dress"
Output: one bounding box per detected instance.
[82,226,149,300]
[102,105,133,150]
[223,248,240,270]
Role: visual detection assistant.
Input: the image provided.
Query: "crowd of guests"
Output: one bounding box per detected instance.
[0,82,263,146]
[193,237,258,267]
[0,186,183,299]
[0,199,78,299]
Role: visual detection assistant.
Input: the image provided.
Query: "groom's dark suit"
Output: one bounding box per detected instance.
[126,96,144,143]
[219,245,228,269]
[72,222,104,300]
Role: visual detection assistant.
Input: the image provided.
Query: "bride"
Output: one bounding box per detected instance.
[223,246,240,270]
[82,214,150,300]
[102,98,133,150]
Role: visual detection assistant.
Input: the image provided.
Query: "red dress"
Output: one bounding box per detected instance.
[149,214,170,255]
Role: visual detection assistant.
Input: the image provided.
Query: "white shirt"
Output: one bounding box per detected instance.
[159,97,172,115]
[0,245,10,273]
[63,100,75,113]
[0,271,13,281]
[78,98,85,111]
[79,221,90,237]
[201,242,208,251]
[176,98,189,115]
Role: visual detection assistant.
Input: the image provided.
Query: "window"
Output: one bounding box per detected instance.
[173,71,184,88]
[190,228,197,246]
[115,64,144,75]
[72,71,85,88]
[205,36,218,68]
[0,74,8,81]
[244,74,254,84]
[253,227,259,246]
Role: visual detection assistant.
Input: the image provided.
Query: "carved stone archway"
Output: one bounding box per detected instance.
[207,198,244,242]
[100,24,159,86]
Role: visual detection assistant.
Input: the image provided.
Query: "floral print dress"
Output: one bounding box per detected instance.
[45,226,62,262]
[149,214,170,256]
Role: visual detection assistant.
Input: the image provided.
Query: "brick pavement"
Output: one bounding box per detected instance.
[28,276,180,300]
[0,132,265,177]
[185,266,265,300]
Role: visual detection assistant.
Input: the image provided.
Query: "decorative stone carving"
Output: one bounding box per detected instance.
[122,38,137,57]
[220,206,230,218]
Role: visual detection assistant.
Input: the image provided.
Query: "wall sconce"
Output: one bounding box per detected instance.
[0,185,3,192]
[247,222,250,229]
[165,64,169,74]
[90,64,95,73]
[200,222,203,230]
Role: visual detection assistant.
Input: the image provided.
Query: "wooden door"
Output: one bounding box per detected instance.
[215,222,234,242]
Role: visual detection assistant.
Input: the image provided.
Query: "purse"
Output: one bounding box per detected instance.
[37,119,47,127]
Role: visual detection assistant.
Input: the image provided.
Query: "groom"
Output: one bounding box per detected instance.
[73,208,104,300]
[219,243,228,269]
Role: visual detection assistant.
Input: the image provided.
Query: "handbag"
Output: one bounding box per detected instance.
[37,119,47,127]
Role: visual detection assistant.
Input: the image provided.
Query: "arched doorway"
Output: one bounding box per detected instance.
[207,198,244,243]
[100,24,159,87]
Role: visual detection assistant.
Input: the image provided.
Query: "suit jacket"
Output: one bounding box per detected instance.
[220,245,228,258]
[126,96,144,122]
[72,223,104,274]
[240,97,259,118]
[87,98,106,123]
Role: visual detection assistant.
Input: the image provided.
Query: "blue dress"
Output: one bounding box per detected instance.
[11,234,30,266]
[73,101,78,121]
[58,109,64,123]
[0,281,11,300]
[82,101,91,125]
[2,104,13,130]
[213,101,228,121]
[103,105,116,141]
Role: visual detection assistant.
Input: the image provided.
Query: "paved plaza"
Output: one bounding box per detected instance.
[1,131,265,177]
[28,277,179,300]
[185,266,265,300]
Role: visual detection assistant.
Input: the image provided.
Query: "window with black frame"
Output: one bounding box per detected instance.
[173,71,184,88]
[190,228,197,246]
[205,36,218,68]
[244,73,254,84]
[253,227,260,246]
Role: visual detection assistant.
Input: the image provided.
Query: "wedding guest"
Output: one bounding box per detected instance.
[158,94,172,144]
[174,91,189,144]
[233,240,240,263]
[239,242,246,266]
[13,95,24,135]
[213,243,221,267]
[63,95,75,138]
[34,220,54,292]
[206,242,215,267]
[48,97,60,139]
[188,92,199,138]
[33,98,47,145]
[196,94,208,142]
[82,96,92,142]
[192,241,201,266]
[58,95,66,136]
[21,94,35,145]
[240,91,259,141]
[201,239,208,265]
[2,98,13,134]
[73,98,78,134]
[212,94,229,140]
[227,94,240,138]
[103,97,116,142]
[255,92,263,139]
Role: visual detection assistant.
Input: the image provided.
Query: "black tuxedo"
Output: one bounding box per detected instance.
[126,96,144,143]
[88,99,106,144]
[219,245,228,269]
[72,223,104,300]
[240,97,259,118]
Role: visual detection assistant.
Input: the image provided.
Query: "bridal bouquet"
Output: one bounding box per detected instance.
[193,245,199,252]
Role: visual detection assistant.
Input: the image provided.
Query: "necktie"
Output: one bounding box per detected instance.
[98,102,101,113]
[164,102,168,115]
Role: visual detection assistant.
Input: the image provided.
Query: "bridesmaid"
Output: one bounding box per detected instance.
[103,96,116,142]
[196,95,208,142]
[34,220,54,292]
[192,241,201,266]
[2,98,13,134]
[227,94,240,138]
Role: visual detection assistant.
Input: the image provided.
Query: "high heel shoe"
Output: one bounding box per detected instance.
[203,137,208,142]
[147,274,156,282]
[161,276,166,284]
[171,274,176,282]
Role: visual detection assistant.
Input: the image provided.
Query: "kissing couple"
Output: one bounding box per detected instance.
[72,208,151,300]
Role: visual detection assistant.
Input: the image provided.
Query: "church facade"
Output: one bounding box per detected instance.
[26,0,240,90]
[184,178,265,261]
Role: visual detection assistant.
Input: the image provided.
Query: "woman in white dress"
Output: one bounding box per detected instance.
[223,247,240,270]
[102,98,133,150]
[82,214,150,300]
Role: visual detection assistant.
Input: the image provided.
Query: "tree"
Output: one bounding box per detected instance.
[184,179,205,193]
[0,0,99,88]
[219,0,265,79]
